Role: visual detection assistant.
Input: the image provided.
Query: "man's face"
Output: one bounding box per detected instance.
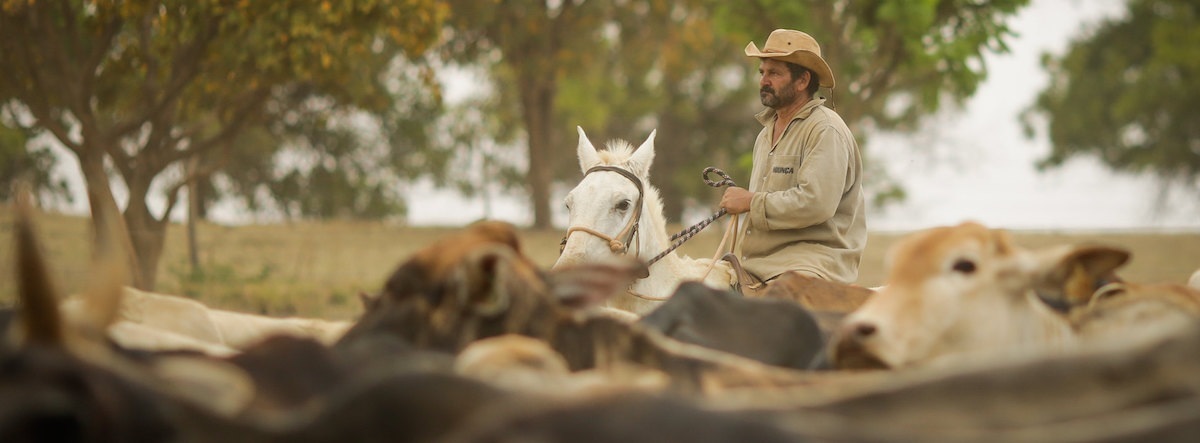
[758,59,804,109]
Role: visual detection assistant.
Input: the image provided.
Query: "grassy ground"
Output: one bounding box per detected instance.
[2,209,1198,321]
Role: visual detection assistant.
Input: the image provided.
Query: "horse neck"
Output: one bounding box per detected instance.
[629,186,705,297]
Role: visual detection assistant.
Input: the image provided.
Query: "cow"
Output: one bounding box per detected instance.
[441,391,805,443]
[638,282,826,370]
[751,271,876,337]
[453,334,670,395]
[828,221,1130,370]
[61,287,353,353]
[338,220,844,395]
[1013,244,1200,344]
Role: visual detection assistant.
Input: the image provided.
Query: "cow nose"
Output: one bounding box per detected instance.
[832,320,889,370]
[854,322,877,338]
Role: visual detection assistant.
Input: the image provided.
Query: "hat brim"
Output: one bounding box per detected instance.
[745,42,836,89]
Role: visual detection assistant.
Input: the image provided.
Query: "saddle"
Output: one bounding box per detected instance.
[721,253,767,297]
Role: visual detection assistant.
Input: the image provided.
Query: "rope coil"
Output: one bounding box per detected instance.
[645,167,737,268]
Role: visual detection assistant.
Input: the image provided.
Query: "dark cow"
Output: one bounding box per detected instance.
[639,282,825,370]
[443,391,807,443]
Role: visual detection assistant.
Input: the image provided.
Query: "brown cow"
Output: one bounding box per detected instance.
[829,222,1129,370]
[751,271,875,337]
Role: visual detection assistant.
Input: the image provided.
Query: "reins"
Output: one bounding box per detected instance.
[625,167,739,301]
[559,165,739,287]
[644,167,738,267]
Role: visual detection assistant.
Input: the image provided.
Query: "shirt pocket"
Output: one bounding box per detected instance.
[764,154,802,191]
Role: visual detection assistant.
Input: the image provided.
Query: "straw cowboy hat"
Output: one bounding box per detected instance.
[745,29,835,89]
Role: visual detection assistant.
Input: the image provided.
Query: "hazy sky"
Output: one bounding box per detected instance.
[407,0,1199,231]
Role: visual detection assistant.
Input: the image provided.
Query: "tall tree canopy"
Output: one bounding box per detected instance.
[439,0,1030,226]
[1024,0,1200,196]
[0,0,445,289]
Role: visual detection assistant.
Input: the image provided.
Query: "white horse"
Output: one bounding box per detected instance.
[554,127,736,316]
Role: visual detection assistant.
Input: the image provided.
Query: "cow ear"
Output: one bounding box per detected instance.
[626,129,657,178]
[548,258,645,309]
[577,126,601,173]
[1030,245,1130,308]
[457,246,531,317]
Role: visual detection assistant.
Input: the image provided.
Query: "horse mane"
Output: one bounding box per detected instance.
[595,139,669,250]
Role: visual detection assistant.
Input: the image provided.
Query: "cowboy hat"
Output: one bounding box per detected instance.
[745,29,835,89]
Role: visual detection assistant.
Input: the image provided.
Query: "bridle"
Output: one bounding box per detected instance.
[561,165,645,257]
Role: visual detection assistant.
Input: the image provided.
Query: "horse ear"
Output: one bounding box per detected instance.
[576,126,601,173]
[628,129,656,177]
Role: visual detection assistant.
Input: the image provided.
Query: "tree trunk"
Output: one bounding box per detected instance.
[78,149,144,289]
[519,70,557,230]
[187,157,201,273]
[124,206,166,290]
[123,177,168,291]
[655,122,687,224]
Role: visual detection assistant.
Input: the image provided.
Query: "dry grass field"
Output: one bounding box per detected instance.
[2,208,1198,321]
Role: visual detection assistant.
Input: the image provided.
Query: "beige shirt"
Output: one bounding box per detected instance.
[737,97,867,284]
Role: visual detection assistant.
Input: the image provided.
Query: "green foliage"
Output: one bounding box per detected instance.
[437,0,1030,221]
[0,116,71,204]
[0,0,446,288]
[1024,0,1200,194]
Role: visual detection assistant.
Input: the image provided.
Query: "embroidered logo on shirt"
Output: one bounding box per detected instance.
[772,166,795,174]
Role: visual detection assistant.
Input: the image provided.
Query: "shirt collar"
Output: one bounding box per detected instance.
[755,97,827,127]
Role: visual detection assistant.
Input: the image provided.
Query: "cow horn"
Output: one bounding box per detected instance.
[9,184,66,346]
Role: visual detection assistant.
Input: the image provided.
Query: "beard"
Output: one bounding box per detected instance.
[760,84,800,109]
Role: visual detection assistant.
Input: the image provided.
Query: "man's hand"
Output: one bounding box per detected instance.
[720,187,753,214]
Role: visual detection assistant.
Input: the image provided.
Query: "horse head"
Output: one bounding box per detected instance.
[555,127,659,271]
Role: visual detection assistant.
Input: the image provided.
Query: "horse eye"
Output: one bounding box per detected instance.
[615,200,631,211]
[951,258,977,274]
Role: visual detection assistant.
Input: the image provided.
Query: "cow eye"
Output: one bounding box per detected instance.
[951,258,977,274]
[615,200,631,211]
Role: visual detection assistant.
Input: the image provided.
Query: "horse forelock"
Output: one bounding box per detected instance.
[597,140,639,168]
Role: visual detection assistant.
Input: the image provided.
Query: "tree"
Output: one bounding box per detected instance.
[0,114,72,205]
[437,0,613,229]
[1023,0,1200,197]
[439,0,1030,226]
[0,0,445,289]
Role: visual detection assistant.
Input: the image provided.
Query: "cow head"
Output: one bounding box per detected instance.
[830,222,1112,370]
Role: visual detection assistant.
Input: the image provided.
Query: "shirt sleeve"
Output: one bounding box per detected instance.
[748,124,852,231]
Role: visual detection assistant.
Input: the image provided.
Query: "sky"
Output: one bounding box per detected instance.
[405,0,1199,232]
[38,0,1199,232]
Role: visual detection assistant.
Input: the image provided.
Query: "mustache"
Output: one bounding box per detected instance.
[760,86,775,95]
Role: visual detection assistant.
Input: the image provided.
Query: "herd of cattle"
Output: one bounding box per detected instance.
[4,197,1200,442]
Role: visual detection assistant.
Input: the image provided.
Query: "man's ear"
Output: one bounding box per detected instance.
[797,70,812,94]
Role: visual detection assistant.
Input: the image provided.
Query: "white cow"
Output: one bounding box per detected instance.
[62,287,351,353]
[829,221,1129,370]
[555,127,736,316]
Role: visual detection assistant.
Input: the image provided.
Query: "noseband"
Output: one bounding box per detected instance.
[562,165,645,256]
